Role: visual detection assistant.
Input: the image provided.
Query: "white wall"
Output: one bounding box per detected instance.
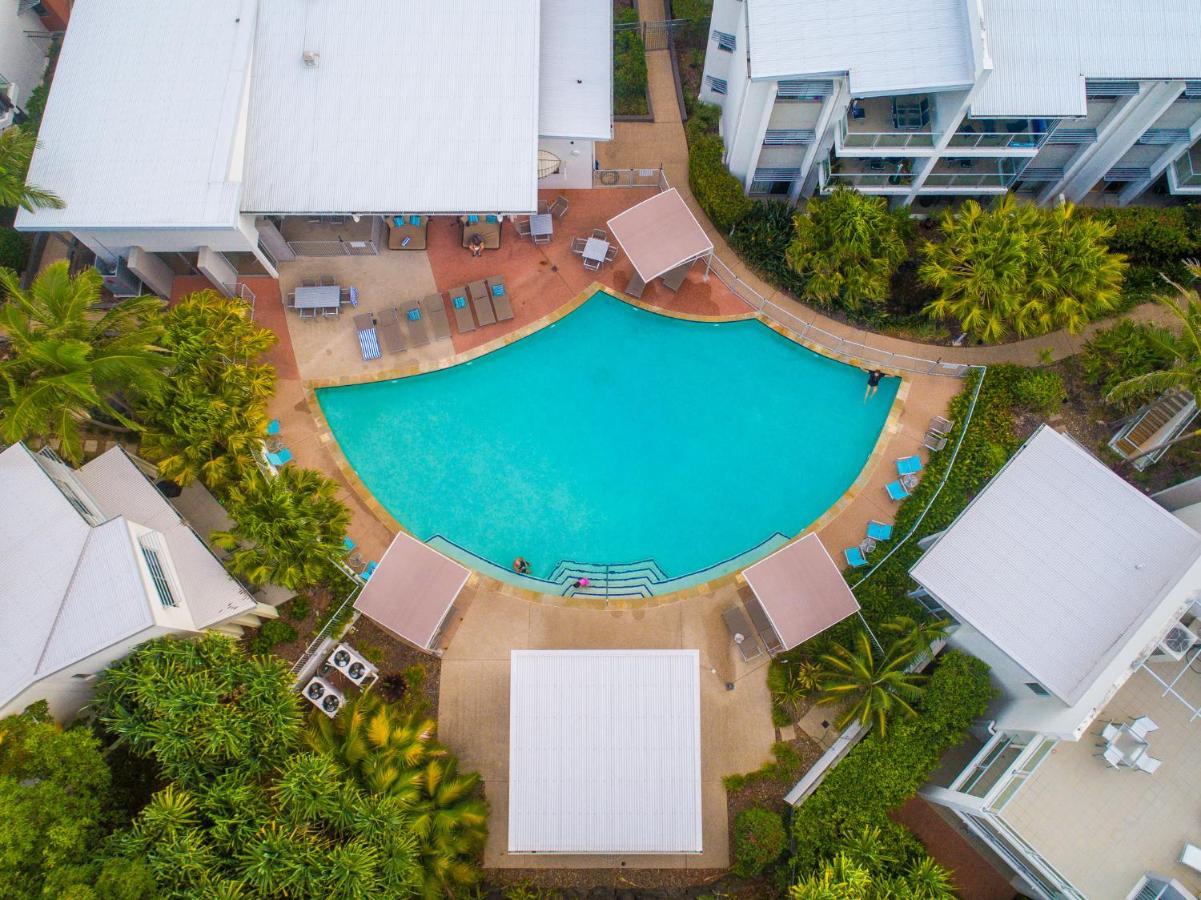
[72,225,259,266]
[0,6,48,111]
[698,0,741,107]
[537,138,595,189]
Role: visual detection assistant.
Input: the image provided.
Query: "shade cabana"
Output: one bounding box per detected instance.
[740,534,860,653]
[607,188,714,298]
[353,532,471,654]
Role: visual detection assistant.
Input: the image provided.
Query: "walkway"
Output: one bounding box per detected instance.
[597,32,1175,368]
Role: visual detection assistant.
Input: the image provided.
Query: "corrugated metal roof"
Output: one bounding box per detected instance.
[77,449,254,628]
[973,0,1201,117]
[508,650,702,854]
[911,427,1201,704]
[746,0,975,94]
[607,188,713,283]
[15,0,255,232]
[539,0,612,140]
[241,0,541,214]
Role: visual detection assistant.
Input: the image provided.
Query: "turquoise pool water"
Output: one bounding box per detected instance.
[317,292,898,584]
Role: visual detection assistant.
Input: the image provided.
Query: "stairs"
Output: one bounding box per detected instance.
[1111,390,1197,468]
[549,558,670,599]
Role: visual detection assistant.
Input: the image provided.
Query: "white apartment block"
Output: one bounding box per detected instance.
[699,0,1201,208]
[905,427,1201,898]
[0,443,277,722]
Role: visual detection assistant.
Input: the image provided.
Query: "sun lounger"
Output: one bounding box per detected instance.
[866,520,893,542]
[400,300,431,348]
[896,455,922,477]
[485,276,514,321]
[265,448,292,467]
[886,480,910,501]
[625,271,646,299]
[468,280,495,326]
[354,312,381,360]
[267,419,280,436]
[447,285,475,333]
[844,546,868,568]
[421,293,451,341]
[661,261,691,292]
[374,307,407,355]
[722,606,764,663]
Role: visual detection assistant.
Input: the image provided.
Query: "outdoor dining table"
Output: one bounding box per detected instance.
[1106,724,1149,767]
[293,284,341,310]
[582,237,609,267]
[529,213,553,240]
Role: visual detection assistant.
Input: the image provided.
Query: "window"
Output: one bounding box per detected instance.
[704,75,728,96]
[140,545,177,607]
[1026,682,1050,696]
[712,30,735,52]
[749,179,792,196]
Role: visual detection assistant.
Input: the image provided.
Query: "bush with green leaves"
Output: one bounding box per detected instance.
[1013,369,1067,415]
[613,6,649,116]
[0,228,26,272]
[728,199,810,297]
[784,188,910,313]
[1081,319,1177,410]
[688,132,752,233]
[247,617,298,655]
[790,824,956,899]
[732,807,787,877]
[670,0,713,18]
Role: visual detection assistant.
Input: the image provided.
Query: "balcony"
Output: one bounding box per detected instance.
[922,157,1021,190]
[840,95,939,150]
[946,118,1053,150]
[820,156,915,192]
[1169,146,1201,194]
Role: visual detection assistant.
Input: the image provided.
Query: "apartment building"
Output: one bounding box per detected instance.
[699,0,1201,208]
[0,443,277,721]
[904,426,1201,898]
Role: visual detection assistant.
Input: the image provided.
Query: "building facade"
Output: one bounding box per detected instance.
[699,0,1201,208]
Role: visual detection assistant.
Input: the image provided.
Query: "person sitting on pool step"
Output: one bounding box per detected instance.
[513,557,531,575]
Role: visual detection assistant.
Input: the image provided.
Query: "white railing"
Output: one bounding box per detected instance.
[289,581,361,678]
[226,281,256,319]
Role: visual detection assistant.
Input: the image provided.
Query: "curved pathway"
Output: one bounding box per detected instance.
[597,39,1175,369]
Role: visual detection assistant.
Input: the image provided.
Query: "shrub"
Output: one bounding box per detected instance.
[671,0,713,18]
[688,132,751,233]
[1082,205,1201,269]
[0,228,27,272]
[728,200,809,296]
[1013,369,1067,415]
[732,807,787,877]
[1081,319,1177,409]
[247,618,297,655]
[785,188,910,312]
[685,99,721,145]
[281,594,310,621]
[613,6,649,116]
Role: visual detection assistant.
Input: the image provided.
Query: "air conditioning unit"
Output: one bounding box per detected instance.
[327,642,377,686]
[302,50,320,68]
[303,676,344,718]
[1152,623,1201,662]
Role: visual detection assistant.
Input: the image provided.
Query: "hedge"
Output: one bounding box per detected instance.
[613,6,649,117]
[728,200,808,297]
[688,133,751,233]
[732,807,787,877]
[789,651,994,874]
[1081,205,1201,309]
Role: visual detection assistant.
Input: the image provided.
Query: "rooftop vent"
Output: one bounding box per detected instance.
[302,50,320,68]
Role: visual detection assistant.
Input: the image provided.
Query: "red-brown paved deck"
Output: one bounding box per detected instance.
[892,798,1014,900]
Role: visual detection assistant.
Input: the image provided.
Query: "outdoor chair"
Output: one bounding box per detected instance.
[319,275,337,286]
[583,255,602,272]
[1134,754,1161,774]
[1130,716,1159,738]
[267,419,281,437]
[929,416,954,435]
[515,218,532,239]
[299,307,316,320]
[286,291,297,308]
[885,480,910,502]
[604,245,619,263]
[1100,745,1124,768]
[1181,844,1201,875]
[896,455,922,477]
[866,520,892,542]
[322,306,339,317]
[302,278,317,287]
[537,199,549,215]
[549,195,569,219]
[533,230,551,246]
[844,546,868,568]
[923,431,948,452]
[1101,722,1120,742]
[570,237,588,255]
[591,228,608,242]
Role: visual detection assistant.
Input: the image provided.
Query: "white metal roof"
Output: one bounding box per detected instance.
[538,0,612,141]
[0,447,151,708]
[77,449,254,628]
[241,0,541,214]
[15,0,255,232]
[973,0,1201,117]
[508,650,702,854]
[745,0,975,94]
[911,427,1201,705]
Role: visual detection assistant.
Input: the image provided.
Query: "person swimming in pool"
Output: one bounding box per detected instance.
[513,557,531,574]
[864,369,884,401]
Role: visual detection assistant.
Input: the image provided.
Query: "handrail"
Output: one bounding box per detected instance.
[290,581,360,676]
[225,281,257,319]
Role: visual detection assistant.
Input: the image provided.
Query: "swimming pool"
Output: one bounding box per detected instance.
[317,292,898,592]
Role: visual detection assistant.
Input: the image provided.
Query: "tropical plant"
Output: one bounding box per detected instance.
[0,262,168,461]
[689,132,752,232]
[784,188,909,312]
[1012,368,1067,415]
[212,465,351,590]
[920,196,1126,342]
[790,848,955,899]
[1081,319,1176,407]
[95,634,302,789]
[817,629,926,735]
[613,5,649,116]
[731,807,787,877]
[306,692,487,899]
[0,126,63,211]
[880,615,950,659]
[137,290,276,493]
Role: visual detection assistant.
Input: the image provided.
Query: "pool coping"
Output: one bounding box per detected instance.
[303,282,909,608]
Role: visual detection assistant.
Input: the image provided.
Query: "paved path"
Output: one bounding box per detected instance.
[598,37,1174,368]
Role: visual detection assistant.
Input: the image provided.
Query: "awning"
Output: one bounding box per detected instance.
[353,531,470,652]
[606,188,714,284]
[741,534,860,651]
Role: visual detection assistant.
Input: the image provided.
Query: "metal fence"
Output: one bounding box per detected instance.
[285,239,379,257]
[591,166,668,189]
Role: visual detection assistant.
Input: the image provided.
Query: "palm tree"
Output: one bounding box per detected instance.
[0,126,63,211]
[0,261,168,461]
[212,466,351,591]
[881,614,951,659]
[817,629,927,735]
[1107,262,1201,464]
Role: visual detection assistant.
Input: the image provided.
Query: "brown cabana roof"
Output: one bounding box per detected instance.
[741,534,860,651]
[607,188,714,283]
[353,531,470,652]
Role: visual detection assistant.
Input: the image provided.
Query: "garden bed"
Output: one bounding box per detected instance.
[614,1,651,119]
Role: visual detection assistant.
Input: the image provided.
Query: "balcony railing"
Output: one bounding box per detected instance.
[1173,150,1201,187]
[840,128,938,149]
[820,161,914,189]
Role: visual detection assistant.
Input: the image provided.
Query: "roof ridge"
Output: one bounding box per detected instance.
[31,521,108,676]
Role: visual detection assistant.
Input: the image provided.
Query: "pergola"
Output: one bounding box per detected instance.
[739,534,861,653]
[607,188,714,298]
[353,531,471,654]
